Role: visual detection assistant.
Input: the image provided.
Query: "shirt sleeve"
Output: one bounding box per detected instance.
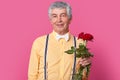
[28,39,40,80]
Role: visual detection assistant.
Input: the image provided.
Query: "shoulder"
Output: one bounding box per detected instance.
[69,34,86,45]
[75,36,86,46]
[32,35,48,48]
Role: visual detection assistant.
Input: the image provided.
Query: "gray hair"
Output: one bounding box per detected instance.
[48,1,72,20]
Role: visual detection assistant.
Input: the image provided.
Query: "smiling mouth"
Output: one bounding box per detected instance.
[56,24,63,27]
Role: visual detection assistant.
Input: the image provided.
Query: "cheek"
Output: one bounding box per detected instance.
[50,18,57,24]
[50,21,54,25]
[63,18,70,23]
[64,21,70,26]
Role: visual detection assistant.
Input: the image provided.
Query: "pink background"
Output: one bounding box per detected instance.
[0,0,120,80]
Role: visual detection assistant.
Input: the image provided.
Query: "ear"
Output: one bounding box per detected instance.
[69,18,72,24]
[49,18,53,24]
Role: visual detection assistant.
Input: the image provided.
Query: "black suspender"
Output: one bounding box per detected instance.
[44,34,49,80]
[72,36,77,80]
[44,34,76,80]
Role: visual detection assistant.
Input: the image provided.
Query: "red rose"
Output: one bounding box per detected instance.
[78,32,84,39]
[78,32,94,41]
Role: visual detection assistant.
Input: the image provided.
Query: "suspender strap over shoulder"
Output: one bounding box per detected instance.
[71,36,77,80]
[44,34,49,80]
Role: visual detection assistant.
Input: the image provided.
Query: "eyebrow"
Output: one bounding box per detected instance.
[51,13,67,15]
[51,14,57,16]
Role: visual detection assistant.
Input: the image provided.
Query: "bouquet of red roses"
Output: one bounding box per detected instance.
[65,32,94,80]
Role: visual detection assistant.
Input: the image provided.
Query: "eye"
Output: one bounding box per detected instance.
[61,13,67,17]
[52,14,57,18]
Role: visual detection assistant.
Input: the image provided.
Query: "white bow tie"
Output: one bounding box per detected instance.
[56,33,69,41]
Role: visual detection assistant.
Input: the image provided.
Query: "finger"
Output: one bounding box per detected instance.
[79,60,91,66]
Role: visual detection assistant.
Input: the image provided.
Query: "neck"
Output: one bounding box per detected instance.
[56,30,69,35]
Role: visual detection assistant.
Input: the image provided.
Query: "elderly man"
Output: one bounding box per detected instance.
[28,1,90,80]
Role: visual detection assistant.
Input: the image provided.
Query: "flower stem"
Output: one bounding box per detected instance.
[73,64,91,80]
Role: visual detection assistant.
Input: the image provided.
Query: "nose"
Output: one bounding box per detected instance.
[57,16,62,22]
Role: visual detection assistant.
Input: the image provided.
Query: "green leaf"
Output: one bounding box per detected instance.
[64,50,74,54]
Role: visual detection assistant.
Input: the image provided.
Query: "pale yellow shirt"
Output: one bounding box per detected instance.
[28,31,86,80]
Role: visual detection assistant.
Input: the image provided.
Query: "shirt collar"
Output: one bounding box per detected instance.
[52,31,70,41]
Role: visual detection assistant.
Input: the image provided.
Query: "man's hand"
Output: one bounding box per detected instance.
[76,58,91,72]
[77,58,91,80]
[78,58,91,67]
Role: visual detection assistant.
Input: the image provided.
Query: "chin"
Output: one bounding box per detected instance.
[57,29,65,32]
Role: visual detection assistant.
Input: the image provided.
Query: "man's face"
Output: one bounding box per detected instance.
[50,8,71,34]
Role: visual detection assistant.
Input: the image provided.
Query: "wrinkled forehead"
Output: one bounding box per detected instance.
[51,8,67,14]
